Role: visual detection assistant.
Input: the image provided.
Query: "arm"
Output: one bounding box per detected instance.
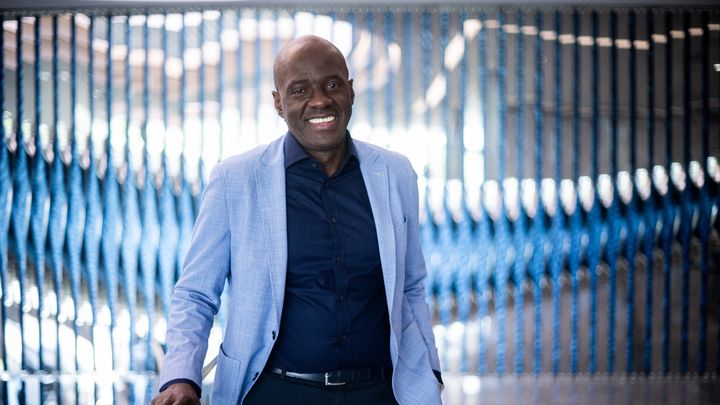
[402,168,442,374]
[155,165,232,396]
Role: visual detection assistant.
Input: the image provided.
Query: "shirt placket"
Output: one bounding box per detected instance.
[321,174,352,366]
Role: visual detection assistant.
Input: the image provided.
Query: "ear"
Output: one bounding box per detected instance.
[272,90,284,118]
[348,79,355,105]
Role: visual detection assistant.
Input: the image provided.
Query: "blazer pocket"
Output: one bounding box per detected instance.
[212,344,243,403]
[393,215,408,230]
[393,215,408,240]
[393,215,408,253]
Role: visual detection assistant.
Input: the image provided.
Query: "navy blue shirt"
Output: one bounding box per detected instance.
[266,133,392,372]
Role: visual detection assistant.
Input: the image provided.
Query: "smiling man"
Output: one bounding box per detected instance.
[152,35,442,405]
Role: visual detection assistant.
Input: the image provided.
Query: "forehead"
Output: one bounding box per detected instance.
[275,40,349,87]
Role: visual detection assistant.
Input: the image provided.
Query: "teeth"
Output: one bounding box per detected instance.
[308,116,336,124]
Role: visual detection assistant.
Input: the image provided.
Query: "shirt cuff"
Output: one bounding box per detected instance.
[159,378,202,398]
[432,369,443,385]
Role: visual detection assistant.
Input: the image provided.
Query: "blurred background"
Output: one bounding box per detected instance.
[0,0,719,403]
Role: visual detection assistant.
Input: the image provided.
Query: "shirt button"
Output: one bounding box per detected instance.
[339,295,345,301]
[253,372,259,380]
[335,256,341,262]
[272,330,276,340]
[331,217,337,224]
[341,334,347,341]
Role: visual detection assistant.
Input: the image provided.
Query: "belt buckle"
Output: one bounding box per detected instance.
[324,372,346,386]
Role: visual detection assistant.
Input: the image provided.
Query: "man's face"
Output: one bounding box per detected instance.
[273,39,354,154]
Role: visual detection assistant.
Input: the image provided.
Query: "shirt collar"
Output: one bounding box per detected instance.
[283,131,358,169]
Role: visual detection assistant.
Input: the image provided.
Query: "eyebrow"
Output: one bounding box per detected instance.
[285,75,346,91]
[285,79,309,90]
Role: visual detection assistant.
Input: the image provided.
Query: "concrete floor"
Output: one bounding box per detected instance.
[441,373,720,405]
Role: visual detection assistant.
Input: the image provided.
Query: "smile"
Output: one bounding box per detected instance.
[308,116,336,124]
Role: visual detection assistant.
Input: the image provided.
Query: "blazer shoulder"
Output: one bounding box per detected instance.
[215,145,267,172]
[212,142,273,177]
[356,139,414,172]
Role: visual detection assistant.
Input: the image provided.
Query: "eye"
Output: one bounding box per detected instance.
[326,81,340,90]
[290,87,305,95]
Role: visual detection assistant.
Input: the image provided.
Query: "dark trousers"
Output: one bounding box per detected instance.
[243,371,398,405]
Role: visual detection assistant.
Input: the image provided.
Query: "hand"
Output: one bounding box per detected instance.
[150,383,201,405]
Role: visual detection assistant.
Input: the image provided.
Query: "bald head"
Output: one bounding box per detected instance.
[270,34,354,169]
[273,35,349,91]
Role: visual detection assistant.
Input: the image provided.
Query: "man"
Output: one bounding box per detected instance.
[152,35,442,405]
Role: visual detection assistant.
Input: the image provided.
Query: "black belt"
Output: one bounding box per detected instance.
[267,366,392,386]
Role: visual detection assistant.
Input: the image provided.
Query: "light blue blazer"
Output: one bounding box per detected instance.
[158,134,442,404]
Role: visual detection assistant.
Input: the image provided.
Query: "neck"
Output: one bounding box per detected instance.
[307,143,346,176]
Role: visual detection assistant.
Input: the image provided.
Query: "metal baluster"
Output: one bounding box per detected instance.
[11,17,31,404]
[29,16,49,403]
[66,13,85,403]
[0,14,12,405]
[512,9,527,375]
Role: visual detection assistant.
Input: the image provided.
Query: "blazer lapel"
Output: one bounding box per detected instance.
[358,144,397,313]
[255,137,288,325]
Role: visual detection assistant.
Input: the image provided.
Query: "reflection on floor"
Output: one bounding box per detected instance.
[441,373,720,405]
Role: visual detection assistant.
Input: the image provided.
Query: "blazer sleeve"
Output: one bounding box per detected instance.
[402,165,442,372]
[157,164,232,390]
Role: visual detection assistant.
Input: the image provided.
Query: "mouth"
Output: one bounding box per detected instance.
[306,115,338,130]
[307,116,336,124]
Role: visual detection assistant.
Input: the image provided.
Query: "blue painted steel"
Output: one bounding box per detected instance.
[697,11,710,375]
[66,13,85,404]
[83,16,103,402]
[100,16,121,403]
[11,20,31,404]
[197,13,207,205]
[48,18,69,400]
[550,10,564,375]
[0,14,10,405]
[236,10,243,139]
[217,11,224,155]
[587,11,602,374]
[494,10,510,375]
[421,11,431,130]
[497,11,506,182]
[642,11,656,375]
[512,10,527,375]
[158,13,179,326]
[569,9,581,375]
[366,12,375,128]
[253,10,260,146]
[606,10,620,374]
[29,16,48,386]
[120,16,140,405]
[177,17,194,294]
[455,197,474,373]
[475,11,490,374]
[625,10,638,374]
[678,10,693,375]
[661,10,674,375]
[139,14,159,377]
[385,12,394,133]
[403,12,412,128]
[458,11,467,184]
[530,10,544,375]
[456,12,471,374]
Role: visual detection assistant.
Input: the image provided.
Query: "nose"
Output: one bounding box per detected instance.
[308,88,332,109]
